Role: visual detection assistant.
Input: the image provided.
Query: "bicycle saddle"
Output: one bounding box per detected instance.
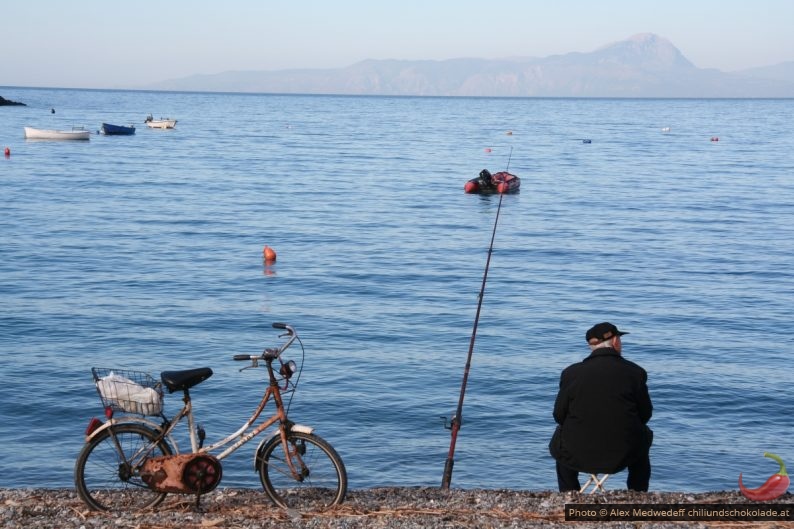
[160,367,213,393]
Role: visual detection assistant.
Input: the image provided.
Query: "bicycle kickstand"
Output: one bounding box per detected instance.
[194,485,204,511]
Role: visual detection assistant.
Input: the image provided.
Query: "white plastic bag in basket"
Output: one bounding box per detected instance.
[97,372,161,415]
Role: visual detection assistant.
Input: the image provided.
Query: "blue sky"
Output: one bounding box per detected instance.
[2,0,793,89]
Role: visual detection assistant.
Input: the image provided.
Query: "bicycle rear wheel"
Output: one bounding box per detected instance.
[258,431,347,511]
[74,423,172,511]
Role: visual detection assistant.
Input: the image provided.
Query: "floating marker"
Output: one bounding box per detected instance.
[263,245,277,262]
[3,147,9,157]
[711,137,720,142]
[484,148,492,153]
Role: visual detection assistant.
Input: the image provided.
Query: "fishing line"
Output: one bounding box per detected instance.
[441,146,512,489]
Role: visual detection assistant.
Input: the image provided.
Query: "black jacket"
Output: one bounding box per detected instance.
[549,347,653,474]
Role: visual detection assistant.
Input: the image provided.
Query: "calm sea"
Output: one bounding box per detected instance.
[1,87,792,493]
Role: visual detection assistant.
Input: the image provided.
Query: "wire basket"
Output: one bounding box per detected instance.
[92,367,163,416]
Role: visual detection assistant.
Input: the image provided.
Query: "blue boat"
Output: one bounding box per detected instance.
[100,123,136,135]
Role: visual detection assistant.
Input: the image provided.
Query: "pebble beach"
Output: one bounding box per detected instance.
[2,487,792,529]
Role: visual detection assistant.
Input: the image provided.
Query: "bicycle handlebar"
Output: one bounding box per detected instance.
[233,323,297,363]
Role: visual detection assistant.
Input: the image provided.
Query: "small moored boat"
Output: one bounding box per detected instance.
[100,123,136,135]
[464,169,520,194]
[144,114,177,129]
[24,126,91,140]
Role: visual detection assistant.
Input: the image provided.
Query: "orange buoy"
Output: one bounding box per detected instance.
[263,245,277,262]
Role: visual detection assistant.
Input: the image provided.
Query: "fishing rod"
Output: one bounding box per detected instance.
[441,146,512,490]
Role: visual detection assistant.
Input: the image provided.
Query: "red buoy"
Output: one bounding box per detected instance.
[484,148,492,153]
[263,245,277,263]
[3,147,9,157]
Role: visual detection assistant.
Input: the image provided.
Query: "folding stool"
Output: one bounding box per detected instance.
[580,473,609,493]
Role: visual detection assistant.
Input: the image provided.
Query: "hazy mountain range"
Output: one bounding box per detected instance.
[147,34,794,98]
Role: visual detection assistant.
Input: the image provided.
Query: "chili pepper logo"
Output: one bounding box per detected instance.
[739,452,790,501]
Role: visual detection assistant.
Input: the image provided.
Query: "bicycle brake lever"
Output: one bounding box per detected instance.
[239,358,259,372]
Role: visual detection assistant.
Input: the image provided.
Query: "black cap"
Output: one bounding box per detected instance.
[586,322,628,345]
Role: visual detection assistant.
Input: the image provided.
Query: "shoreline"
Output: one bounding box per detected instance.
[2,487,792,528]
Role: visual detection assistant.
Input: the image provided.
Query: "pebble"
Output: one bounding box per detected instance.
[0,487,787,528]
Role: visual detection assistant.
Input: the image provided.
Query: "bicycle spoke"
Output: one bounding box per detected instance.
[75,424,171,511]
[259,431,347,512]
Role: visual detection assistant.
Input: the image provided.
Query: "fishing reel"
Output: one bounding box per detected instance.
[441,412,462,430]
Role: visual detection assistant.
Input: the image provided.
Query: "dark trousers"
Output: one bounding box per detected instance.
[556,454,651,492]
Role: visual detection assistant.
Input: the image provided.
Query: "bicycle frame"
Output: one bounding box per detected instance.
[180,357,311,465]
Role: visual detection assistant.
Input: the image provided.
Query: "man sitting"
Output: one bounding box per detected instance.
[478,169,494,189]
[549,322,653,492]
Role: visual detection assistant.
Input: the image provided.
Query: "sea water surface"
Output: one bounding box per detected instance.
[1,87,792,492]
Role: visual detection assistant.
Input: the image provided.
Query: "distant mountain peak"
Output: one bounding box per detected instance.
[594,32,695,70]
[599,32,673,50]
[147,33,794,98]
[628,32,667,44]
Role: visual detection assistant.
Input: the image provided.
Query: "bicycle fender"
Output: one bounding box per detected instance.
[291,423,314,435]
[253,436,271,471]
[84,417,170,445]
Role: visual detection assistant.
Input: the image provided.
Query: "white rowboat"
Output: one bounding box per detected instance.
[24,126,91,140]
[144,115,177,129]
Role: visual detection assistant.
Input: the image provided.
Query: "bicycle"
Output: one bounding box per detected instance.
[74,323,347,512]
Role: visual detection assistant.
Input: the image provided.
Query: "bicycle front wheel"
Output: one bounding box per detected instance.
[74,423,172,511]
[258,431,347,511]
